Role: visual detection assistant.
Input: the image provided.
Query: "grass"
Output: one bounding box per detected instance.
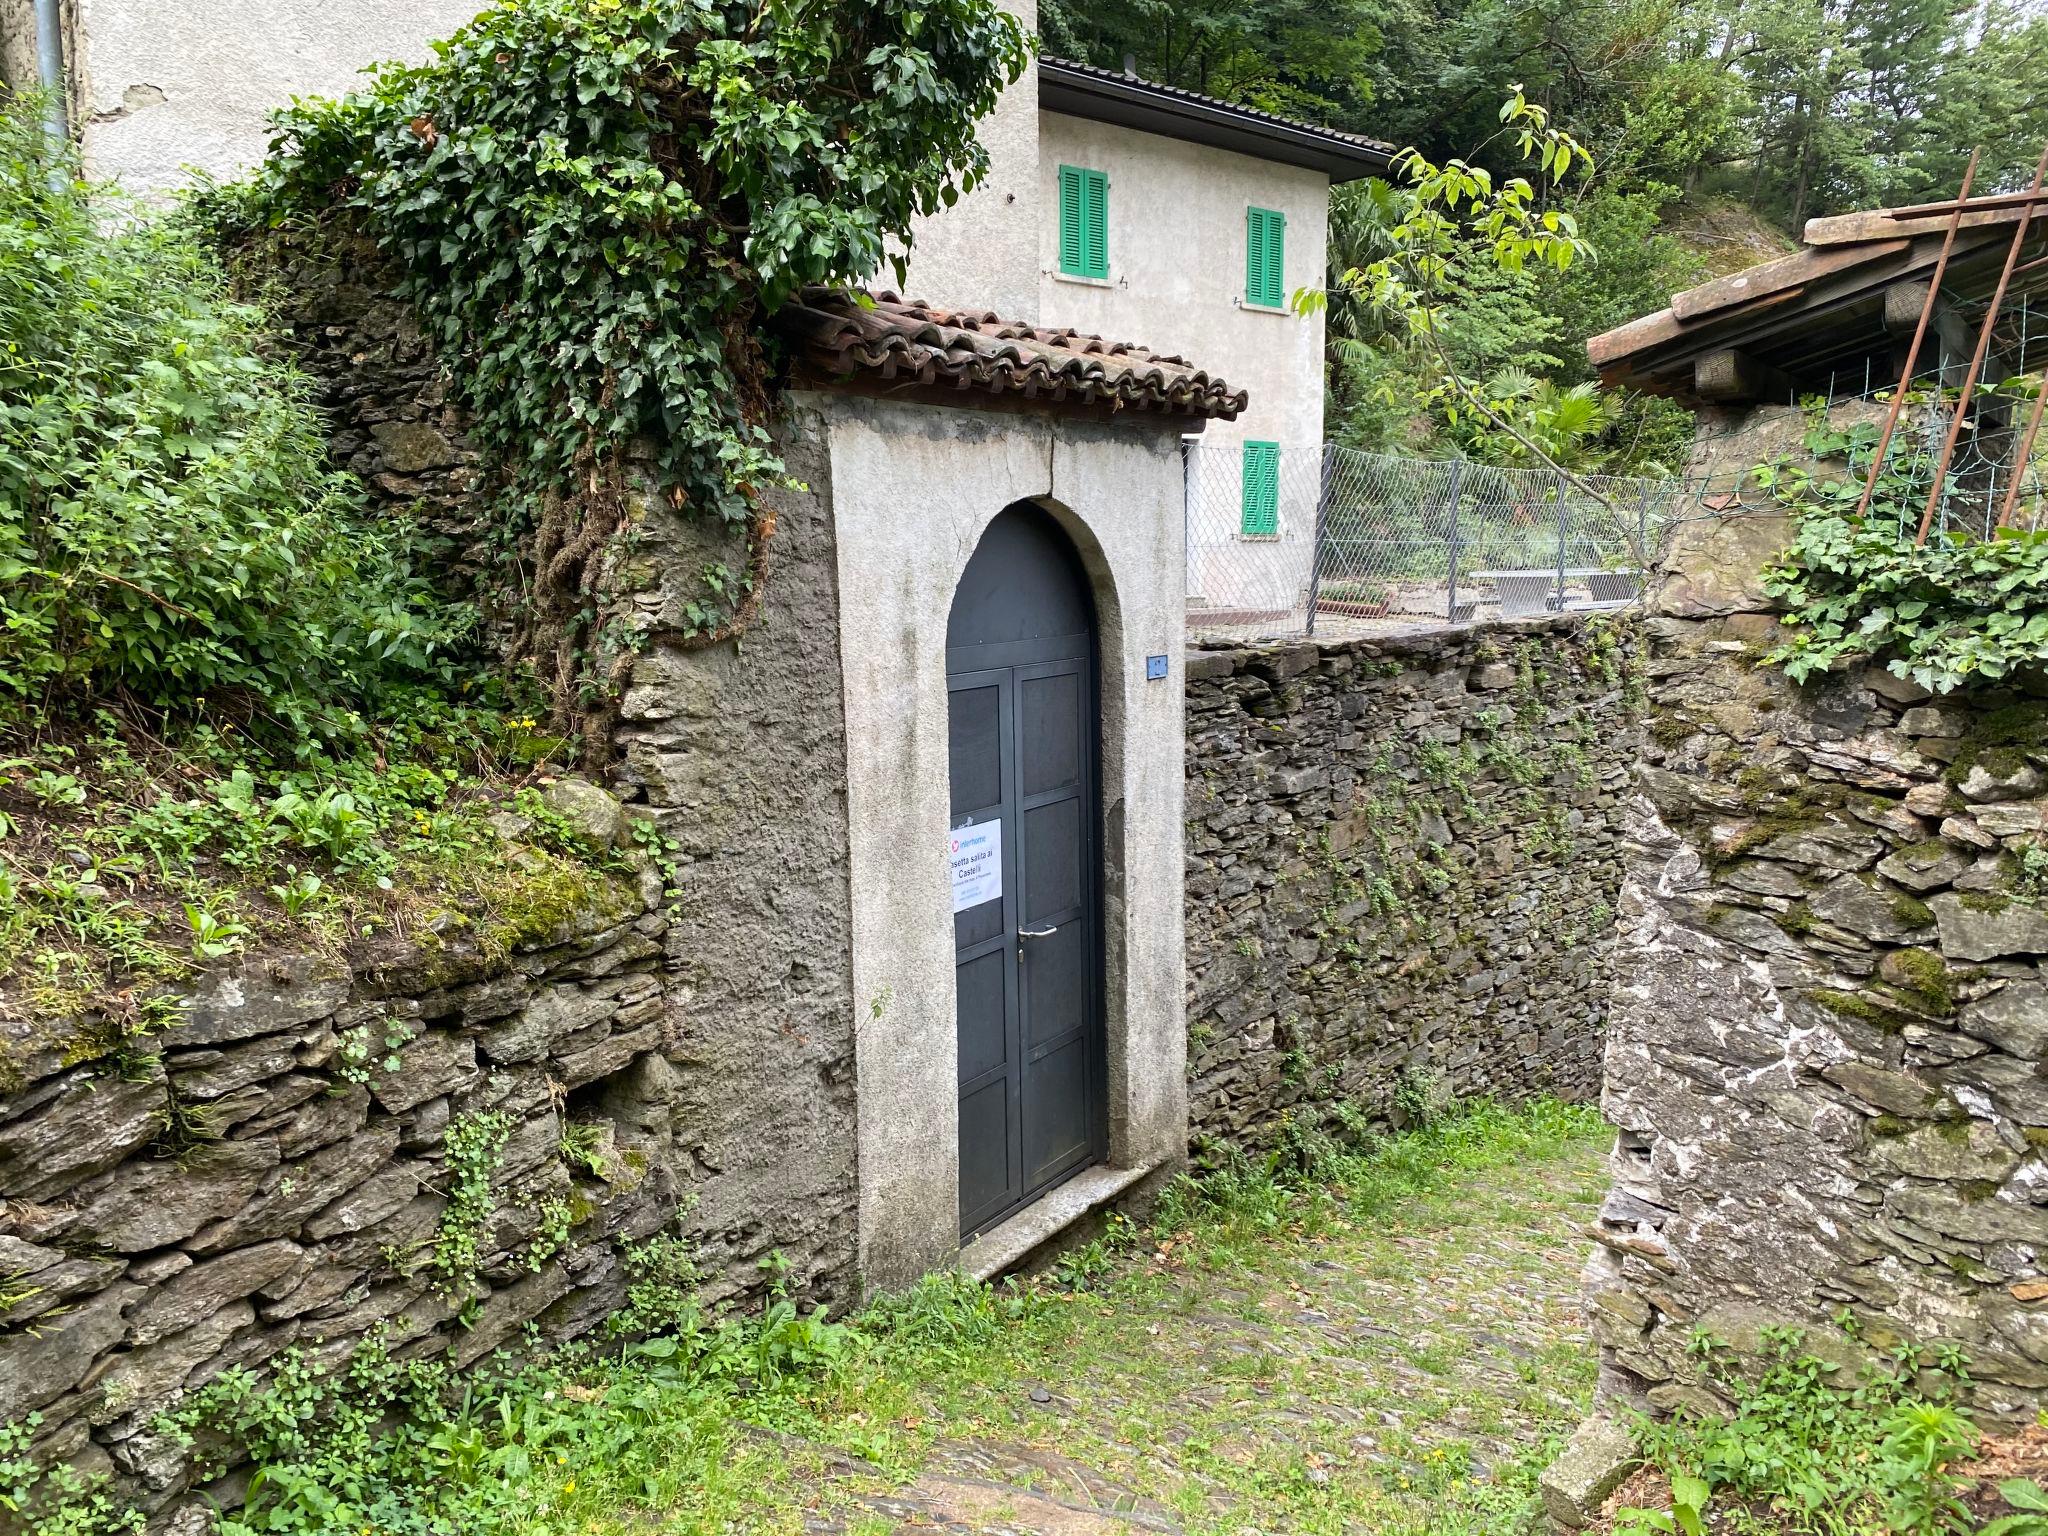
[4,1099,1608,1536]
[0,692,670,1033]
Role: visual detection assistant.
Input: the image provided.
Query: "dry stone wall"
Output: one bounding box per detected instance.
[1587,509,2048,1423]
[1183,616,1640,1153]
[0,883,688,1520]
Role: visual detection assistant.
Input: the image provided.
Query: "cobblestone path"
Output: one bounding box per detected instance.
[772,1131,1608,1536]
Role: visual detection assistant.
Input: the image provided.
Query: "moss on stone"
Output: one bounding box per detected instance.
[479,861,641,958]
[1885,948,1957,1014]
[1808,987,1920,1034]
[1870,1115,1914,1138]
[1960,1179,2001,1204]
[1958,892,2012,916]
[1773,903,1818,937]
[1890,892,1936,929]
[2023,1127,2048,1151]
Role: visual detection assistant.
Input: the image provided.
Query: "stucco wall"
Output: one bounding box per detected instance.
[70,0,481,194]
[1035,112,1331,609]
[811,392,1190,1294]
[895,0,1040,324]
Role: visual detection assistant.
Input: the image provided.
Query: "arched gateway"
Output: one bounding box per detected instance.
[945,503,1107,1239]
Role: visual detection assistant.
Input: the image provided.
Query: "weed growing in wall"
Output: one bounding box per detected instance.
[1755,401,2048,694]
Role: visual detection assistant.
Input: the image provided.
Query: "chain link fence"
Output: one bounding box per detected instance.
[1184,440,1687,643]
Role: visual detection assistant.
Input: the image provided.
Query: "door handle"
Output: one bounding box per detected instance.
[1017,922,1058,961]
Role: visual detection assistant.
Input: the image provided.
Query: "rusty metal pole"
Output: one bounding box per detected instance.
[1998,342,2048,529]
[1854,151,1979,523]
[1918,141,2048,546]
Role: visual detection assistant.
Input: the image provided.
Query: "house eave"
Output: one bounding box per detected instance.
[1037,59,1392,182]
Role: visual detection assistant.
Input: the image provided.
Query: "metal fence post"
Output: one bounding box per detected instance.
[1635,480,1652,573]
[1552,470,1570,613]
[1304,442,1336,638]
[1443,458,1466,623]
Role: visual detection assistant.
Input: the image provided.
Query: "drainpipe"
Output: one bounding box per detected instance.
[32,0,70,144]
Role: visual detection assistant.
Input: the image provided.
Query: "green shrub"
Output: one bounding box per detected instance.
[0,95,467,725]
[1618,1324,1988,1535]
[1755,401,2048,694]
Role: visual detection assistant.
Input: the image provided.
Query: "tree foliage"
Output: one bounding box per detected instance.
[207,0,1027,748]
[0,96,463,726]
[1049,0,2048,472]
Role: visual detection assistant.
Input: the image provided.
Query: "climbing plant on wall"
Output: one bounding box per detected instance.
[1755,402,2048,694]
[205,0,1028,751]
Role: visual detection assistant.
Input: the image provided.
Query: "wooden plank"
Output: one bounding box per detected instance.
[1670,238,1909,322]
[1588,237,1933,379]
[1805,205,2039,246]
[1585,306,1685,369]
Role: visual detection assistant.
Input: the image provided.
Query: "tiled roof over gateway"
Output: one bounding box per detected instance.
[776,288,1248,420]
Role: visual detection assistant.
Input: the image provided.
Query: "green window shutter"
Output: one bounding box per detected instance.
[1083,169,1109,278]
[1240,441,1280,535]
[1059,165,1085,275]
[1060,165,1110,278]
[1246,207,1284,307]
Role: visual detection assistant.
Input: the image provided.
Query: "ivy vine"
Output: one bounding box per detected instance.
[1757,399,2048,693]
[203,0,1027,752]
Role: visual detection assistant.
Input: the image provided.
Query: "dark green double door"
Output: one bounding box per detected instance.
[946,506,1105,1241]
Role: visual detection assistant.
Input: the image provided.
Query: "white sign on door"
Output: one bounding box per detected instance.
[949,821,1002,914]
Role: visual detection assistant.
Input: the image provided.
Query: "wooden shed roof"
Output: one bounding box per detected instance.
[1588,194,2048,405]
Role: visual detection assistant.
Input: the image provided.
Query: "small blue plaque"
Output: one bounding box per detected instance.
[1146,654,1170,681]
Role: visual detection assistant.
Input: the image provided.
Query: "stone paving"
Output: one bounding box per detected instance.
[783,1137,1609,1536]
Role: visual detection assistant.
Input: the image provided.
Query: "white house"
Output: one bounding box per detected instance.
[5,0,1390,622]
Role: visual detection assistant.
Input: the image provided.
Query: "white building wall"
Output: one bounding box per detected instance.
[1035,113,1330,619]
[69,0,482,195]
[894,0,1041,324]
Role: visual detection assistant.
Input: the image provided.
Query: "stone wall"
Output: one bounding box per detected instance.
[260,231,861,1314]
[1,880,690,1520]
[1183,616,1640,1153]
[1586,509,2048,1423]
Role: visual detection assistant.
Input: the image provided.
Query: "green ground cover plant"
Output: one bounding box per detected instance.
[0,91,642,1022]
[1612,1324,2048,1536]
[0,1099,1607,1536]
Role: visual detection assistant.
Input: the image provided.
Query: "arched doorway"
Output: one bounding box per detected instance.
[946,502,1107,1240]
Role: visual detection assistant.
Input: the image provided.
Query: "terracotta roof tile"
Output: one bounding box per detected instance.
[777,288,1247,420]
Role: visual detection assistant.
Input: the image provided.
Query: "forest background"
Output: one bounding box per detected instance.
[1043,0,2048,471]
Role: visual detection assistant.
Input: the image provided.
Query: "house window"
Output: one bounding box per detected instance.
[1240,441,1280,536]
[1245,206,1285,308]
[1058,165,1110,279]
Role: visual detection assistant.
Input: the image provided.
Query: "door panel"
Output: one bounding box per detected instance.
[1021,799,1082,922]
[1023,1036,1091,1187]
[948,684,1003,814]
[947,507,1103,1243]
[1021,923,1087,1048]
[955,949,1009,1082]
[1020,672,1081,796]
[958,1077,1014,1224]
